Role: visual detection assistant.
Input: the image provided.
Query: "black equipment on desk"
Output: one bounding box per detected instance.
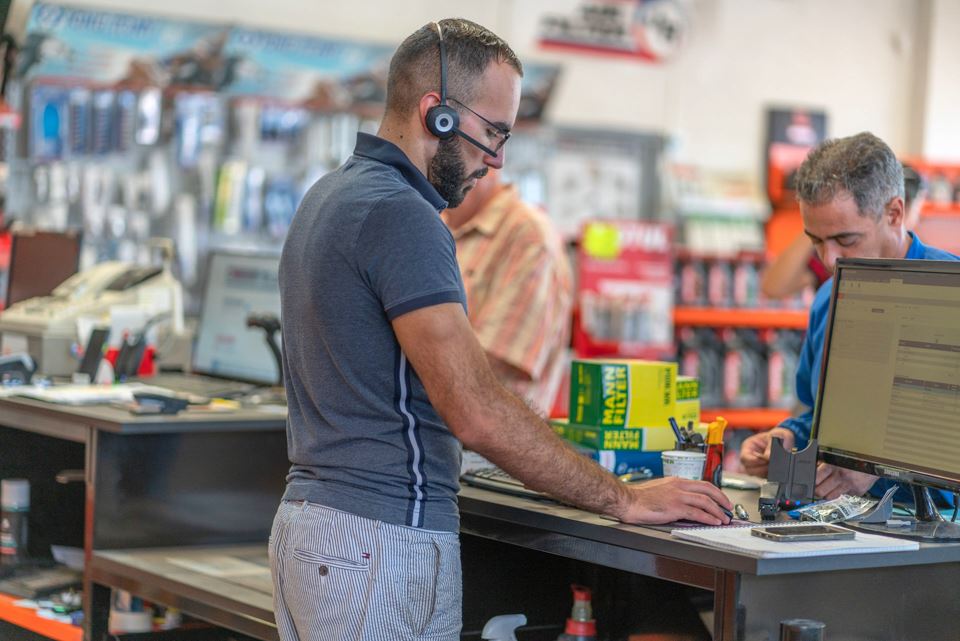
[759,437,817,520]
[813,258,960,541]
[3,228,81,308]
[246,312,283,386]
[0,353,36,385]
[461,467,550,501]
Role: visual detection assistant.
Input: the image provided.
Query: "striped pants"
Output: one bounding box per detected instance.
[269,500,462,641]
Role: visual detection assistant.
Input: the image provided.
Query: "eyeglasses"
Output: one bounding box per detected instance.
[449,97,511,155]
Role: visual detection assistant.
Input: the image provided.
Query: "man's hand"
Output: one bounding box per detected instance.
[616,477,733,526]
[815,463,877,500]
[740,427,796,478]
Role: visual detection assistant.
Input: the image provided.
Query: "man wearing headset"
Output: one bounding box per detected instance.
[271,19,730,641]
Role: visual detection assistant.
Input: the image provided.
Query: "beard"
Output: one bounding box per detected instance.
[429,137,487,208]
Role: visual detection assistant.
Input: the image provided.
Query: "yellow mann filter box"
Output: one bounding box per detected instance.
[568,359,677,429]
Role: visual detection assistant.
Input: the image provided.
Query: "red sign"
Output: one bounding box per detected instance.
[574,220,675,358]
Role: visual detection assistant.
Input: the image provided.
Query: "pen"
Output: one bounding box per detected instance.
[720,506,733,520]
[668,416,685,447]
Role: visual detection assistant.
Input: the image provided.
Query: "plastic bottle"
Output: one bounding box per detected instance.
[557,584,596,641]
[481,614,526,641]
[766,330,801,408]
[722,329,767,408]
[678,251,707,306]
[732,251,761,308]
[702,417,727,487]
[697,328,725,408]
[1,478,30,566]
[707,257,733,308]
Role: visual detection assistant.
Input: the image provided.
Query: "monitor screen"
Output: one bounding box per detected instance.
[5,229,82,308]
[191,251,281,385]
[814,258,960,495]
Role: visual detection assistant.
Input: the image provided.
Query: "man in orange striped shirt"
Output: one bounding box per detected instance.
[443,169,573,415]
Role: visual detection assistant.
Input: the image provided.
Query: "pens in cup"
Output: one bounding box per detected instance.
[668,416,686,447]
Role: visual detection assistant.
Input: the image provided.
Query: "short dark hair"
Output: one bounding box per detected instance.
[385,18,523,118]
[902,163,926,208]
[795,132,904,221]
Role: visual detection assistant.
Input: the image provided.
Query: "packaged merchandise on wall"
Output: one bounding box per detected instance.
[676,327,725,407]
[721,328,767,408]
[677,327,804,410]
[675,250,809,310]
[765,329,804,408]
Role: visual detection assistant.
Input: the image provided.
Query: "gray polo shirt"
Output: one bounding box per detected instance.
[279,132,466,532]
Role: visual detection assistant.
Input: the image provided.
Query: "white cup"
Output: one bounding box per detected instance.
[661,450,706,480]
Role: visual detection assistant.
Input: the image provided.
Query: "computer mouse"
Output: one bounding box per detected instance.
[132,391,189,415]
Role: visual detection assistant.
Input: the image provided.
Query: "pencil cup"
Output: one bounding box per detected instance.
[661,450,706,480]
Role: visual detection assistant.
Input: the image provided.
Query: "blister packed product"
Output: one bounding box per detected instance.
[797,494,876,523]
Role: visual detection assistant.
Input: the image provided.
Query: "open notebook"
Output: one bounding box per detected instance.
[672,521,919,559]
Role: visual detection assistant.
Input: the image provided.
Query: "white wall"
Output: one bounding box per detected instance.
[921,0,960,161]
[7,0,952,173]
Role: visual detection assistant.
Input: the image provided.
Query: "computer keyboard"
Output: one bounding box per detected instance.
[460,467,551,501]
[139,373,257,399]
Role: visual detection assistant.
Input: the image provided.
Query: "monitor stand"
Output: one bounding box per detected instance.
[855,485,960,542]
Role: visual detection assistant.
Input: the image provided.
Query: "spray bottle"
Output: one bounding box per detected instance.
[481,614,526,641]
[702,416,727,487]
[557,584,596,641]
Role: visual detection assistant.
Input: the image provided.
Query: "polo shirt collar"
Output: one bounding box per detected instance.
[905,231,925,259]
[453,185,515,238]
[353,132,447,211]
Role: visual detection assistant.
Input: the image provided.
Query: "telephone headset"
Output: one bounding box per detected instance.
[425,21,499,158]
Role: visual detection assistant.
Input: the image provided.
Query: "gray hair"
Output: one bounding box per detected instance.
[795,132,904,220]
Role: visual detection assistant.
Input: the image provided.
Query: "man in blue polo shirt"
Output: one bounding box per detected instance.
[741,132,958,498]
[270,18,730,641]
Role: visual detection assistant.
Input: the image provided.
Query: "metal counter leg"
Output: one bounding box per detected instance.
[712,569,741,641]
[85,580,111,641]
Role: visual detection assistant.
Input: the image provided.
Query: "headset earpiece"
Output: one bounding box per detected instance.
[426,21,459,140]
[426,104,458,139]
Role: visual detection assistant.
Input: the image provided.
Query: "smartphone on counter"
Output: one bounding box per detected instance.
[750,524,855,542]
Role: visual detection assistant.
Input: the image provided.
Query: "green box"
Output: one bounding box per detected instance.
[550,419,707,451]
[568,359,676,428]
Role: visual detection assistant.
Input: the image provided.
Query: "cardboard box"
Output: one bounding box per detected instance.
[568,359,677,428]
[675,375,701,427]
[551,420,707,452]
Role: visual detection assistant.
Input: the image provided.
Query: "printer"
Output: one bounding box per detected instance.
[0,254,184,378]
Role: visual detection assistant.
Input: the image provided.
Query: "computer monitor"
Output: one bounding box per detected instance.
[4,229,82,308]
[813,257,960,540]
[191,251,281,385]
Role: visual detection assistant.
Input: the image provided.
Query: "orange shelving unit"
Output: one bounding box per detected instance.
[673,307,808,330]
[0,593,82,641]
[700,408,791,431]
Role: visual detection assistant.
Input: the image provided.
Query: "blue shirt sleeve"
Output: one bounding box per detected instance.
[357,191,465,321]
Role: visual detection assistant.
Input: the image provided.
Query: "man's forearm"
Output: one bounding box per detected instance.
[462,372,629,518]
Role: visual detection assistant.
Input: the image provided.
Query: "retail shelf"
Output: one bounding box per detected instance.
[701,408,791,430]
[0,592,81,641]
[921,203,960,216]
[673,307,808,329]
